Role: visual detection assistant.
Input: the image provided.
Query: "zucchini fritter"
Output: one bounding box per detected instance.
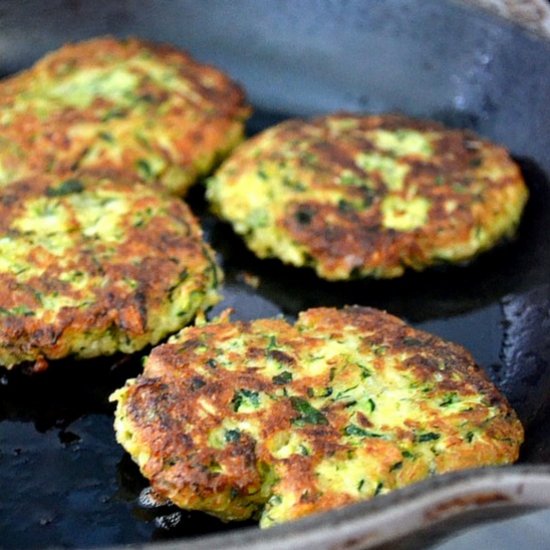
[111,306,523,527]
[207,113,528,279]
[0,174,221,369]
[0,36,249,195]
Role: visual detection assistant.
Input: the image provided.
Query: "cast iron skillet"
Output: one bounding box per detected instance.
[0,1,549,549]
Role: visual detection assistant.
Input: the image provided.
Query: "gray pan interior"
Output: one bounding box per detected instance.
[0,1,549,549]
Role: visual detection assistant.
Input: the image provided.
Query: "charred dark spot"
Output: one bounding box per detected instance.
[179,339,202,352]
[190,376,206,391]
[469,157,482,168]
[356,412,373,428]
[267,349,294,365]
[294,206,315,226]
[134,290,148,327]
[1,194,17,207]
[390,461,403,472]
[323,225,343,242]
[403,337,424,347]
[338,199,355,213]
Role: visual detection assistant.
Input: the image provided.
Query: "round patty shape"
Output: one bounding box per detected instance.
[207,113,528,279]
[0,174,221,369]
[111,306,523,527]
[0,36,249,195]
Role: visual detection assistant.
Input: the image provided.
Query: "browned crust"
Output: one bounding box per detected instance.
[210,113,528,279]
[116,306,523,524]
[0,173,219,367]
[0,36,250,194]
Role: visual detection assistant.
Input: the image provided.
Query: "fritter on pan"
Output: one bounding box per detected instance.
[207,113,528,279]
[0,174,221,370]
[0,36,249,195]
[111,306,523,527]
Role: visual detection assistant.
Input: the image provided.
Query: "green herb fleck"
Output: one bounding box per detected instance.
[225,429,241,443]
[282,177,306,191]
[440,393,459,407]
[299,444,310,456]
[335,385,359,400]
[98,131,114,142]
[136,159,153,180]
[417,432,440,443]
[390,461,403,472]
[301,152,318,166]
[46,178,84,197]
[102,107,125,121]
[372,344,388,356]
[358,479,365,492]
[338,199,355,213]
[339,172,363,186]
[232,389,260,412]
[2,306,34,317]
[358,364,372,379]
[206,359,218,369]
[290,397,328,426]
[272,371,293,385]
[465,431,474,443]
[267,335,278,351]
[374,482,384,496]
[344,424,383,438]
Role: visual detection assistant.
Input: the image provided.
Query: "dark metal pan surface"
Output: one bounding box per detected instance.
[0,1,549,548]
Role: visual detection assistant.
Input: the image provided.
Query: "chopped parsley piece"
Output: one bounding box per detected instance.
[266,335,278,351]
[136,158,154,180]
[290,397,328,426]
[232,389,260,412]
[358,364,372,379]
[272,371,293,385]
[224,429,241,443]
[417,432,440,443]
[440,393,459,407]
[344,424,383,438]
[390,461,403,472]
[46,178,84,197]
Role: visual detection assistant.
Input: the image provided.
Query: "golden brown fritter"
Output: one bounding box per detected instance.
[0,173,221,370]
[0,36,249,195]
[111,306,523,527]
[207,113,528,279]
